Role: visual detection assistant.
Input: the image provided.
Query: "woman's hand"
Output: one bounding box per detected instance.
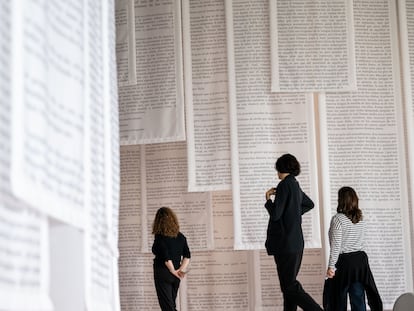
[266,188,276,200]
[170,269,182,279]
[178,257,190,279]
[326,267,335,278]
[177,270,187,278]
[165,260,182,279]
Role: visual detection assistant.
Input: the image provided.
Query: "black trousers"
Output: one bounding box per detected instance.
[154,265,181,311]
[274,252,323,311]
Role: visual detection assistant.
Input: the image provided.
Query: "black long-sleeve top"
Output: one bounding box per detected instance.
[325,251,382,311]
[152,232,191,269]
[264,174,314,255]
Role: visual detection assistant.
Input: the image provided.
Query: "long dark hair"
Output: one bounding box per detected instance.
[337,186,363,223]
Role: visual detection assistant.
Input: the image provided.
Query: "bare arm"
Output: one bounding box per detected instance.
[165,260,180,279]
[178,257,190,278]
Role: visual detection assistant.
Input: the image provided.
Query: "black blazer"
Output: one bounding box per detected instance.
[264,174,314,255]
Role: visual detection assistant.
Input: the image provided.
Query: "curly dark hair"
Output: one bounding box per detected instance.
[337,186,363,223]
[275,153,301,176]
[152,207,180,237]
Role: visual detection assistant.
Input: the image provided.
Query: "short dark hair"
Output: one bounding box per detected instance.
[275,153,301,176]
[337,186,363,223]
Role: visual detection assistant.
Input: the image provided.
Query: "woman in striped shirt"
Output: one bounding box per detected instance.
[326,186,382,311]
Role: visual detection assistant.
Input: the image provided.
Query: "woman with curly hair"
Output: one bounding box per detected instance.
[326,186,382,311]
[152,207,191,311]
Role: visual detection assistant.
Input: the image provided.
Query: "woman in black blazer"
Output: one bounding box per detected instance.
[264,154,322,311]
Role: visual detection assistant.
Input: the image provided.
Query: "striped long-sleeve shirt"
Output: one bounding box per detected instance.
[328,213,365,268]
